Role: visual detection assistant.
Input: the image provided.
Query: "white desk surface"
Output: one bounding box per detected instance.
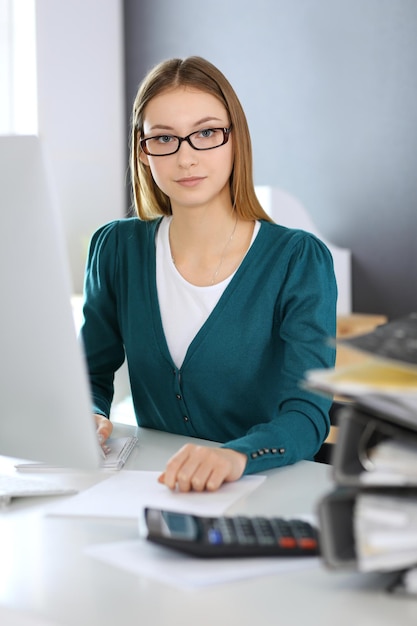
[1,424,416,626]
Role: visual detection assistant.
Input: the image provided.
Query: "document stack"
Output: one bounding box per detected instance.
[305,313,417,594]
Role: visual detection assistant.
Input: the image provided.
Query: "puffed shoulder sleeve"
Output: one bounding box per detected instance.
[223,229,337,474]
[80,221,125,418]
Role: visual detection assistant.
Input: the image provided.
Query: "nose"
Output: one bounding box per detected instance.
[176,139,198,168]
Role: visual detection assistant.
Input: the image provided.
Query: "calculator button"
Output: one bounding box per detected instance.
[207,529,223,545]
[234,517,257,544]
[298,537,318,550]
[278,536,297,549]
[214,518,237,543]
[252,518,276,545]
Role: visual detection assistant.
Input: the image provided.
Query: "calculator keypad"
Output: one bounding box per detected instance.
[202,515,319,554]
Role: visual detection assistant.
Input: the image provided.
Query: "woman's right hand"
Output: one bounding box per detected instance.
[94,413,113,450]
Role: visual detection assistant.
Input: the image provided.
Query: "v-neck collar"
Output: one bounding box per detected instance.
[148,217,265,371]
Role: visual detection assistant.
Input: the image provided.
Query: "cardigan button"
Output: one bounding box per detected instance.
[183,415,189,422]
[278,448,285,455]
[176,394,181,400]
[250,452,258,459]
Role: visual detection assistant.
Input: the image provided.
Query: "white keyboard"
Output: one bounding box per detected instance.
[0,474,77,505]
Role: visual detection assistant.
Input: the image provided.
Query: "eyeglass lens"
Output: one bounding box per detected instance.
[142,127,230,156]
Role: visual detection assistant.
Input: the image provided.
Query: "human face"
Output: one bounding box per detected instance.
[139,87,234,213]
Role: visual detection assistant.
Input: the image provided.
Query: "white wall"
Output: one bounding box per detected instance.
[36,0,126,293]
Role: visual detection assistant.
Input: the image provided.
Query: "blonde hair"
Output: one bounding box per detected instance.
[130,56,272,222]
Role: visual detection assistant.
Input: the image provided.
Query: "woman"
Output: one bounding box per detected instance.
[82,56,337,492]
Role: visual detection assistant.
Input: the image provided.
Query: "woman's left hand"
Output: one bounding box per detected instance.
[158,444,247,492]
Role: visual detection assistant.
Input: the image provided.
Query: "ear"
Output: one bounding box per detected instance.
[138,148,150,166]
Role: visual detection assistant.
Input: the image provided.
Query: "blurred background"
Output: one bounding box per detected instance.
[2,0,416,320]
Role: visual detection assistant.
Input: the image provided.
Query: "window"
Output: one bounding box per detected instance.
[0,0,37,134]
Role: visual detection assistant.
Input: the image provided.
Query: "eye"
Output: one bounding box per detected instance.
[198,128,215,138]
[157,135,175,144]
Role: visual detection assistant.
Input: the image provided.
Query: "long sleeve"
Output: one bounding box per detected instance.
[221,230,337,473]
[80,218,337,475]
[80,222,125,417]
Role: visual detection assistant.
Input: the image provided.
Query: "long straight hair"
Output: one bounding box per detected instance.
[130,56,272,222]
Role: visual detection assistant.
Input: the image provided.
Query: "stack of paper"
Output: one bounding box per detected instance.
[354,493,417,572]
[360,439,417,485]
[305,360,417,399]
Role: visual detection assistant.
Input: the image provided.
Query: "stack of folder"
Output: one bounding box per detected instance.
[305,313,417,594]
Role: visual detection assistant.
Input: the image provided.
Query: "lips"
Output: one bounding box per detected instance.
[175,176,205,187]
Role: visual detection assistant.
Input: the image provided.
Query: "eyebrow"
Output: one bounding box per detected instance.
[148,116,225,132]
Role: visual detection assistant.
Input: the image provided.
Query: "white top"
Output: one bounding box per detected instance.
[156,216,260,368]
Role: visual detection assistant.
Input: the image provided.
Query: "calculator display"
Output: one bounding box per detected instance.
[145,509,199,541]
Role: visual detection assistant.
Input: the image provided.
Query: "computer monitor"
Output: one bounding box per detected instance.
[0,135,101,469]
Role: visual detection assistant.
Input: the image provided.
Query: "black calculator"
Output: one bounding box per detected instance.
[144,508,320,558]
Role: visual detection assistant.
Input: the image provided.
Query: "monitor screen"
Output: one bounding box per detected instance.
[0,135,101,469]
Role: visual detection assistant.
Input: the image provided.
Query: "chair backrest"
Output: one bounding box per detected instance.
[255,186,352,315]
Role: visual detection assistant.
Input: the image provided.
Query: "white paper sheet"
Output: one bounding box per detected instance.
[85,537,320,589]
[46,471,266,520]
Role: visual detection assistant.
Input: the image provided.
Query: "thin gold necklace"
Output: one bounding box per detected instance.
[171,215,239,286]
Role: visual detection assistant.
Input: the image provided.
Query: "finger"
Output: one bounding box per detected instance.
[188,462,214,492]
[159,463,213,492]
[163,445,203,492]
[174,456,203,492]
[94,414,113,443]
[161,444,195,490]
[157,472,167,485]
[198,449,244,491]
[205,466,229,492]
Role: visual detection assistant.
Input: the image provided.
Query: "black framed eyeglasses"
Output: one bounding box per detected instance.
[140,126,232,156]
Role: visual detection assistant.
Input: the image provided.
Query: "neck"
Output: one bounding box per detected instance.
[168,210,254,287]
[169,207,237,253]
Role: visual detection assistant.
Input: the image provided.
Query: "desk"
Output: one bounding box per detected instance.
[1,424,416,626]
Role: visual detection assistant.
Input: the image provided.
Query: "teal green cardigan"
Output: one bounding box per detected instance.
[81,218,337,474]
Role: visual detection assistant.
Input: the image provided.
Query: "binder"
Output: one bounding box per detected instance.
[312,313,417,583]
[318,486,417,572]
[318,402,417,576]
[318,487,358,570]
[332,402,417,487]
